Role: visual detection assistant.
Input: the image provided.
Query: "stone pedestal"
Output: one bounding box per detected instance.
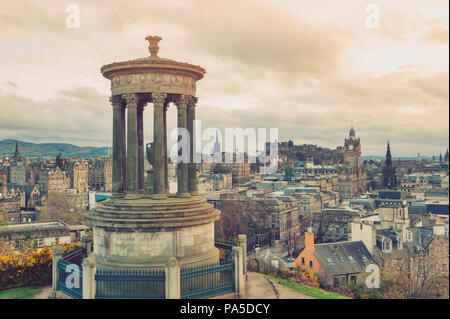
[87,195,220,269]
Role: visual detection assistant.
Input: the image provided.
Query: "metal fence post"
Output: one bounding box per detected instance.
[165,257,180,299]
[50,246,63,299]
[82,256,96,299]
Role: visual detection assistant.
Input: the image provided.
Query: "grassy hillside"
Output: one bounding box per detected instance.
[266,274,351,299]
[0,139,110,158]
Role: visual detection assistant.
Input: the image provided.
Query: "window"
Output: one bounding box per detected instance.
[407,231,413,242]
[326,258,334,264]
[443,264,447,274]
[383,240,392,252]
[348,256,355,262]
[350,275,357,285]
[301,257,305,265]
[309,260,313,268]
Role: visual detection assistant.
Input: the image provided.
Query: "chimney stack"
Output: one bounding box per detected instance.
[305,227,315,250]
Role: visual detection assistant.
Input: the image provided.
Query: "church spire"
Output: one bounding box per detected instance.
[14,140,21,161]
[385,141,392,165]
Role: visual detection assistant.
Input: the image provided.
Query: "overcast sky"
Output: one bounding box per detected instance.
[0,0,448,156]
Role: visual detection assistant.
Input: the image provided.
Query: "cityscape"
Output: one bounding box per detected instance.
[0,0,448,308]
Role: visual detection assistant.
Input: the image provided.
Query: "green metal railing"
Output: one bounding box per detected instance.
[180,259,234,299]
[95,269,165,299]
[57,259,83,299]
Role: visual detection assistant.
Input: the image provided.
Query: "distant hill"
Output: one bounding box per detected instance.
[0,139,111,158]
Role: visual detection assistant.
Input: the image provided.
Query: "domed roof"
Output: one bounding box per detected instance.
[100,36,205,81]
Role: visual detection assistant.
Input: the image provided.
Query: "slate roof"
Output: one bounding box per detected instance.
[313,241,375,276]
[378,191,402,199]
[6,184,37,195]
[427,204,449,216]
[376,228,401,243]
[409,204,427,215]
[409,227,434,252]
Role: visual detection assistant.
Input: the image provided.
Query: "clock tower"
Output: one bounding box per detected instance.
[343,127,361,170]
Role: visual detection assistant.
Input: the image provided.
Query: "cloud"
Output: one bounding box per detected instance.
[0,0,448,156]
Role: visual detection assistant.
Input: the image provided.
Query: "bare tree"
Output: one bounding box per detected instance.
[381,249,449,299]
[40,192,86,225]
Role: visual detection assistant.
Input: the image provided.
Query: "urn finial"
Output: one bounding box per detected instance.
[145,35,162,57]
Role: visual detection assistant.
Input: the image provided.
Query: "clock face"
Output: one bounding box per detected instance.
[349,145,354,150]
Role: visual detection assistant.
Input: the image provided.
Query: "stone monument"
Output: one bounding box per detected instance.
[87,36,220,270]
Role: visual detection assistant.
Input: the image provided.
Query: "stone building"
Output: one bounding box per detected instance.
[0,168,7,198]
[338,127,367,199]
[10,161,26,186]
[47,167,71,193]
[7,184,41,209]
[197,173,233,194]
[0,196,21,223]
[377,200,410,242]
[312,207,361,244]
[0,221,72,250]
[88,156,112,192]
[73,160,89,194]
[293,229,375,287]
[220,195,301,253]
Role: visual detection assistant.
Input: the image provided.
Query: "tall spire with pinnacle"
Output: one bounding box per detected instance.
[386,141,392,164]
[14,140,20,161]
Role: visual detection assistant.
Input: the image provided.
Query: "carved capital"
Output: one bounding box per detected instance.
[109,96,123,110]
[122,93,139,108]
[152,92,167,105]
[175,94,188,109]
[187,96,198,110]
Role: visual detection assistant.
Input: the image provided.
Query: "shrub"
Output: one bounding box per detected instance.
[0,242,81,289]
[345,283,365,299]
[290,268,320,288]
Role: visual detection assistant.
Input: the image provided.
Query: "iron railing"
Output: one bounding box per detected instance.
[180,259,234,299]
[95,269,166,299]
[57,259,83,299]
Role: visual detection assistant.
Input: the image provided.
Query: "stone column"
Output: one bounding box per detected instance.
[82,256,96,299]
[123,93,140,199]
[51,245,63,299]
[152,92,168,199]
[137,101,145,192]
[163,101,169,193]
[110,96,126,197]
[165,257,180,299]
[175,95,190,197]
[187,96,199,195]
